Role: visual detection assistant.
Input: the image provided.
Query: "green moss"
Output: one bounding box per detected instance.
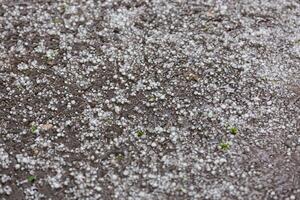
[230,127,238,135]
[219,142,230,150]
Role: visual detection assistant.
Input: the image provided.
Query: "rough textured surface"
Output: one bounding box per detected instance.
[0,0,299,199]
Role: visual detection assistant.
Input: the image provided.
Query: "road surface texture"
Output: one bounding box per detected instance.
[0,0,300,199]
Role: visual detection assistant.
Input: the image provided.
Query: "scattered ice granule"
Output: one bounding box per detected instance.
[123,170,129,176]
[170,131,178,144]
[207,111,214,118]
[219,158,227,164]
[35,40,46,53]
[290,195,296,200]
[15,40,25,53]
[220,104,227,109]
[1,174,11,183]
[109,8,137,29]
[0,148,10,169]
[3,185,12,195]
[48,175,63,189]
[65,120,72,126]
[15,164,21,170]
[151,142,157,147]
[114,106,121,114]
[111,174,118,181]
[17,63,29,70]
[95,186,102,192]
[154,126,164,133]
[46,49,59,60]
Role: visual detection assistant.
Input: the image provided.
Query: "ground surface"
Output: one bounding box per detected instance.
[0,0,299,199]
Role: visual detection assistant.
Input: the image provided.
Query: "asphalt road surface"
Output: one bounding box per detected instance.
[0,0,299,199]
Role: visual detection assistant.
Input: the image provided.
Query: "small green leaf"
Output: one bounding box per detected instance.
[27,175,36,183]
[31,124,38,133]
[115,154,124,161]
[148,96,156,102]
[136,130,144,137]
